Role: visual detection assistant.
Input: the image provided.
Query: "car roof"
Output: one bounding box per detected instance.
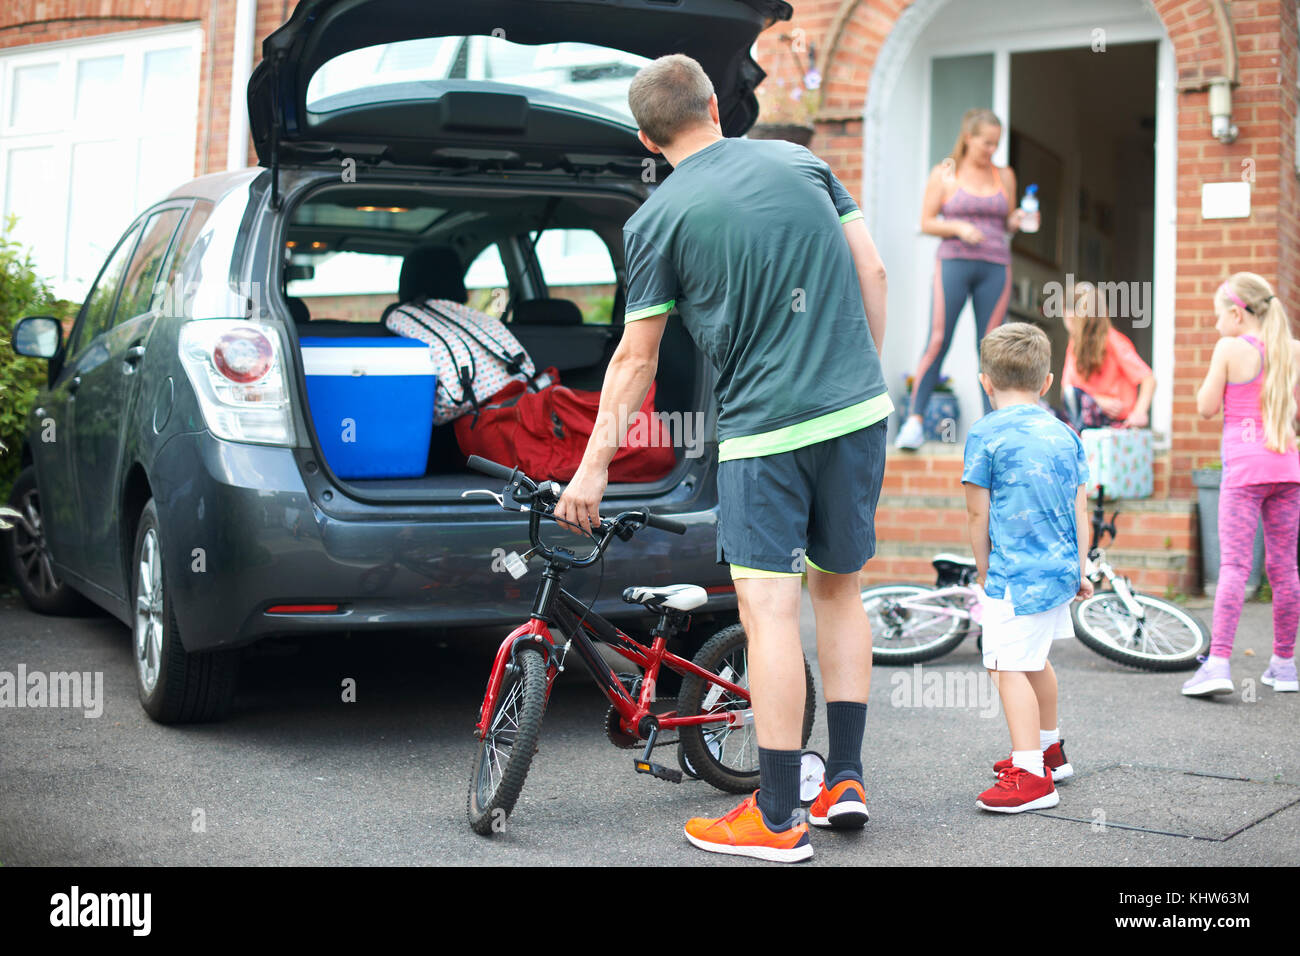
[163,168,264,205]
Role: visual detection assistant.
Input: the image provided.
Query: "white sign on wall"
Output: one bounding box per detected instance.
[1201,181,1251,219]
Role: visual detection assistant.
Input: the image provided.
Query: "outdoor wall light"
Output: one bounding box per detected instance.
[1208,78,1239,144]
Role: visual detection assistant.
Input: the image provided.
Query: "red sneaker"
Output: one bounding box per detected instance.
[808,774,869,829]
[684,792,813,862]
[976,765,1059,813]
[993,741,1074,782]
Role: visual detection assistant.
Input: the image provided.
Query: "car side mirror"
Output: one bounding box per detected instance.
[12,316,62,360]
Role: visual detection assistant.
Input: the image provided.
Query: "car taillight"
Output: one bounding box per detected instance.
[214,328,274,383]
[178,320,294,446]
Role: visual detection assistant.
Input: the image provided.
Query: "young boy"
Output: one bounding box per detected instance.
[962,323,1093,812]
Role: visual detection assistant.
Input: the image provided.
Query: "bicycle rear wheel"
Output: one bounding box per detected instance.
[1071,591,1208,671]
[467,647,548,834]
[677,624,815,795]
[864,584,968,664]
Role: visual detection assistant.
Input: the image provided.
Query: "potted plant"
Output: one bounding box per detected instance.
[748,34,820,146]
[900,373,961,444]
[1192,461,1265,597]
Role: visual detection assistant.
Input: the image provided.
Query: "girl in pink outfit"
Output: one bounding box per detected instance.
[1184,272,1300,697]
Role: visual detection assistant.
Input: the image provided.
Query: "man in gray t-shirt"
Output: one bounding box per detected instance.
[556,54,891,862]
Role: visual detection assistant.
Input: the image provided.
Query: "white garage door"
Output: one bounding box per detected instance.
[0,25,201,301]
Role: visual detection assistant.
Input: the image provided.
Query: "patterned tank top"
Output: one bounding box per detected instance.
[1221,334,1300,488]
[936,167,1012,265]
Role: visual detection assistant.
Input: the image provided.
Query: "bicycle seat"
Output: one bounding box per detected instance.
[932,553,977,583]
[621,584,708,613]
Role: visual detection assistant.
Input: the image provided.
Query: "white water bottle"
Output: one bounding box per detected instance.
[1019,184,1040,233]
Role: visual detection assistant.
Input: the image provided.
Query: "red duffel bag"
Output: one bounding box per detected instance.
[453,367,677,482]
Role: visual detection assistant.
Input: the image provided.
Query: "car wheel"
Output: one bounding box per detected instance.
[3,466,92,615]
[132,499,239,723]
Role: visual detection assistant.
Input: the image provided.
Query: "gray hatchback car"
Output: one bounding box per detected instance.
[6,0,793,722]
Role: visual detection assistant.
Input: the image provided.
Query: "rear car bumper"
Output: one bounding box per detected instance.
[150,430,731,652]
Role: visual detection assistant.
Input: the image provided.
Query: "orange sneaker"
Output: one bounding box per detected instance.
[683,792,813,862]
[808,773,869,829]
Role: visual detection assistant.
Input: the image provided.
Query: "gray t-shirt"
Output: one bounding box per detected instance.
[623,137,888,449]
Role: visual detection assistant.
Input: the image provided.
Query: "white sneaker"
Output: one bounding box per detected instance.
[894,418,925,450]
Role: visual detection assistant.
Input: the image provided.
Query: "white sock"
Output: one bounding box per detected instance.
[1011,749,1045,777]
[1040,727,1059,751]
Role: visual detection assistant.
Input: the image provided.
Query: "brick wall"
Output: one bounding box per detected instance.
[865,446,1200,594]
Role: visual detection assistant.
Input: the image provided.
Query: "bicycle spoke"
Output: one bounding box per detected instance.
[479,676,526,802]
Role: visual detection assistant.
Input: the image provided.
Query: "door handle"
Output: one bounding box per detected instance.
[123,344,147,374]
[68,375,81,395]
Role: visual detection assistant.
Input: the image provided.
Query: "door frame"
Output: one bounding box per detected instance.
[864,3,1175,444]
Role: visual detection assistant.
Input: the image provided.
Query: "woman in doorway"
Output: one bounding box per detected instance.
[896,108,1027,449]
[1060,280,1156,431]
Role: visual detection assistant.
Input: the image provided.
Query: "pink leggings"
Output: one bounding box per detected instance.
[1211,481,1300,659]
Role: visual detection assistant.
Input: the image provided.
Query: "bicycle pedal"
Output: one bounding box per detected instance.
[634,758,683,784]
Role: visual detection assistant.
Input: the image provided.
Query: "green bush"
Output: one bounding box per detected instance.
[0,215,76,506]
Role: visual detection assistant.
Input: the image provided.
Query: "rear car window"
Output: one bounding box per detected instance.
[531,229,616,325]
[306,36,649,126]
[286,250,402,322]
[116,207,185,322]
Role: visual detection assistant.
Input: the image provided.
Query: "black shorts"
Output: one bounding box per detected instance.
[715,419,887,575]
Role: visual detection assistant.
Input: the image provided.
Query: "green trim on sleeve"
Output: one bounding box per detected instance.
[624,300,675,322]
[839,209,863,224]
[717,392,894,462]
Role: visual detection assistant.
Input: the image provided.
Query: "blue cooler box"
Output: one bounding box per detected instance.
[300,337,436,479]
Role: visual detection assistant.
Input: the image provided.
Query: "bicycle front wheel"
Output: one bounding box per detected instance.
[1071,591,1208,671]
[467,647,548,835]
[678,624,815,795]
[864,584,967,665]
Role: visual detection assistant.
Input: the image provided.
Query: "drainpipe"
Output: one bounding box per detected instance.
[226,0,258,170]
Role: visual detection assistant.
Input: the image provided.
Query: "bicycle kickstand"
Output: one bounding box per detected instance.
[634,725,682,784]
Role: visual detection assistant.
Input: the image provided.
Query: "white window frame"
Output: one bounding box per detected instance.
[0,24,202,301]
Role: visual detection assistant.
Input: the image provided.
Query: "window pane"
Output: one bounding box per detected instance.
[70,224,141,357]
[66,140,135,286]
[75,55,125,125]
[141,47,195,118]
[929,54,994,170]
[136,133,193,207]
[116,208,184,322]
[4,146,61,279]
[10,63,58,128]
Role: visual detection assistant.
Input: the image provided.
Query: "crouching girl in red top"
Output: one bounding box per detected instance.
[1060,281,1156,431]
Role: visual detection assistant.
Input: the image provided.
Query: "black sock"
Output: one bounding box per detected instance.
[825,700,867,784]
[757,747,802,829]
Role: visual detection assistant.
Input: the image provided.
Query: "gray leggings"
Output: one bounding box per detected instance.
[909,257,1011,417]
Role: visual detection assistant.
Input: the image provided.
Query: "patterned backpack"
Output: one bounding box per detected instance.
[385,299,538,425]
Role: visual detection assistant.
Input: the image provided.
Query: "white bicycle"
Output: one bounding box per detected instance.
[863,488,1208,671]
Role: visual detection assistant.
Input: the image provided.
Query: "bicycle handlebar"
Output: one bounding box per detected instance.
[466,455,519,482]
[465,456,688,562]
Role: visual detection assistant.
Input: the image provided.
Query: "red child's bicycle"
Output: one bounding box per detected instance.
[461,456,816,835]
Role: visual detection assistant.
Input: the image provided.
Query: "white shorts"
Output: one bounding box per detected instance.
[978,585,1074,672]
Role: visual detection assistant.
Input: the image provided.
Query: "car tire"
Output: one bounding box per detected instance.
[3,465,93,616]
[132,498,239,723]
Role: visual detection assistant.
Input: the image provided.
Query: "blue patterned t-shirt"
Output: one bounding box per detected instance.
[961,404,1090,615]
